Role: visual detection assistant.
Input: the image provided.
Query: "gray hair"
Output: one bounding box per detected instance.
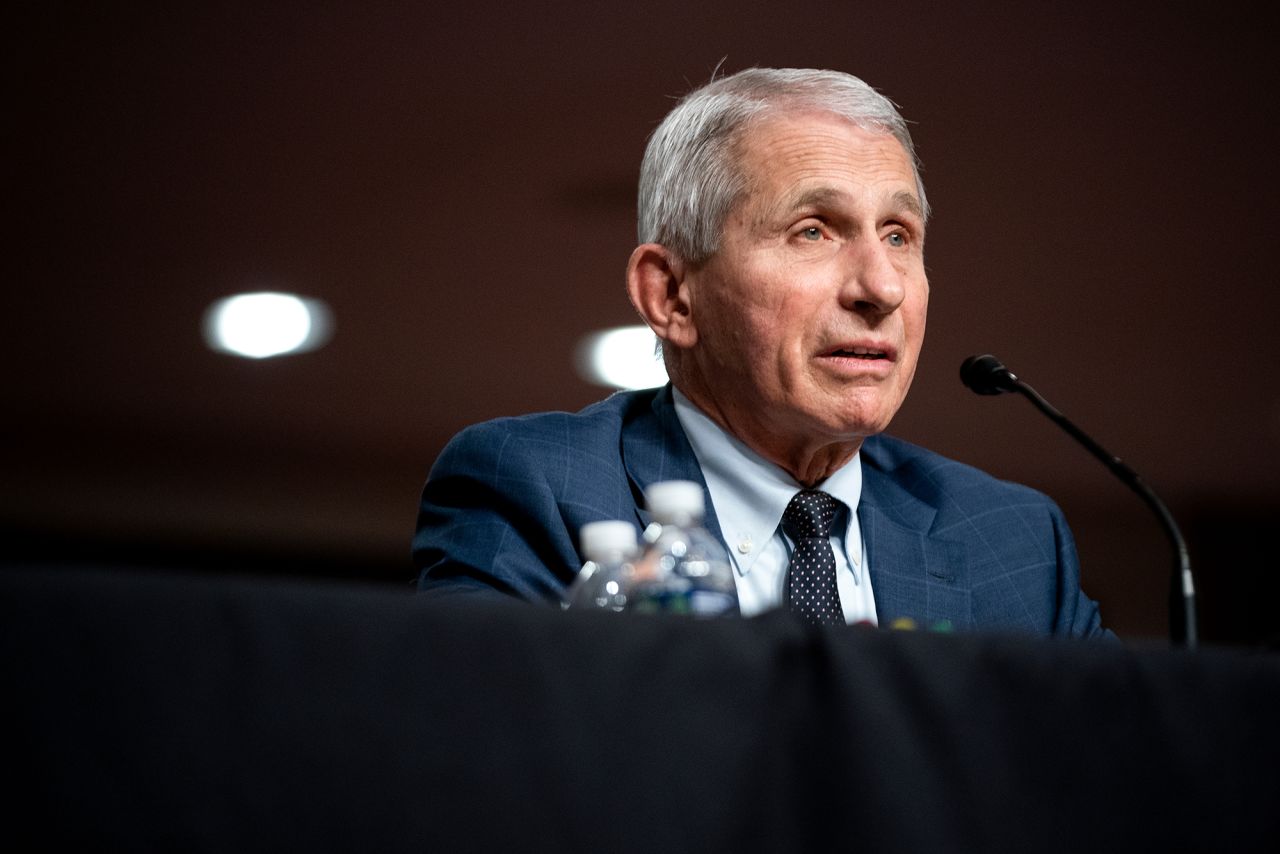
[637,67,928,265]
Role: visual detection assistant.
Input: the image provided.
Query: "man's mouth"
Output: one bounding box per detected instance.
[825,346,889,360]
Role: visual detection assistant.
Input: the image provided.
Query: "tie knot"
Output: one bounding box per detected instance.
[781,489,841,540]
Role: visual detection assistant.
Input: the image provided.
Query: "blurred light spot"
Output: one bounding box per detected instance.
[203,292,333,359]
[575,325,668,390]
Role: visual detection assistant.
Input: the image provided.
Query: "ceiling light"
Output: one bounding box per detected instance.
[203,291,333,359]
[575,325,668,390]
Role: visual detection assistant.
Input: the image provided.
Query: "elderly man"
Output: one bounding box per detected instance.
[413,67,1108,637]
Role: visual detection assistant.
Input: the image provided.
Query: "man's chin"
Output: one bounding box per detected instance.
[821,397,901,439]
[805,415,891,447]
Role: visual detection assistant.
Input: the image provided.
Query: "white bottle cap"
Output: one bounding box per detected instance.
[643,480,705,525]
[579,520,638,561]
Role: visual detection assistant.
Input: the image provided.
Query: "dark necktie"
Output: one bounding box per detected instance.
[782,489,844,626]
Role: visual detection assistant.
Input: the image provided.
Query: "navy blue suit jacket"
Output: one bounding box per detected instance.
[413,386,1108,637]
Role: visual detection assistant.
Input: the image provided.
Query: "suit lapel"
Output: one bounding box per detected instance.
[619,385,726,543]
[860,444,973,629]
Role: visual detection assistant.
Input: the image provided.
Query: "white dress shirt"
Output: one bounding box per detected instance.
[672,389,877,625]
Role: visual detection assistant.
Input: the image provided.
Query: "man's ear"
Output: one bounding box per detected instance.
[626,243,698,350]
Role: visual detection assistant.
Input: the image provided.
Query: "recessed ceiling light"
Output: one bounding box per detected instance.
[575,325,668,390]
[203,291,333,359]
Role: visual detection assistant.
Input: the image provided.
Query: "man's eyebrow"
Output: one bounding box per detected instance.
[779,186,847,214]
[891,190,925,220]
[769,187,925,221]
[753,186,846,228]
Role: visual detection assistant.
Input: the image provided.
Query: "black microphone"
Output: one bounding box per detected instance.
[959,354,1019,395]
[960,354,1197,648]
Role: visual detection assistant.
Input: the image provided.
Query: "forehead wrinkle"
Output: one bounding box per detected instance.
[731,116,922,234]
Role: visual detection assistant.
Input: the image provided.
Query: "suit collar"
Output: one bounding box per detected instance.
[619,385,726,543]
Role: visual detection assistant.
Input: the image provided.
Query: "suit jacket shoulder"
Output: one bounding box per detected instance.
[412,387,698,603]
[862,432,1055,510]
[859,434,1108,638]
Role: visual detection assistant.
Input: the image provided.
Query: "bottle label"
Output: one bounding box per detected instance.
[629,582,737,617]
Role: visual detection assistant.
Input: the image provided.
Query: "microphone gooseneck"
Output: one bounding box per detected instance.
[960,354,1197,648]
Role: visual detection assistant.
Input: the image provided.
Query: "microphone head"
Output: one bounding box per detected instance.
[960,354,1019,395]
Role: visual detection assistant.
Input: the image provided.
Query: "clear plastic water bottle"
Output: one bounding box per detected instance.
[629,480,740,617]
[564,520,639,611]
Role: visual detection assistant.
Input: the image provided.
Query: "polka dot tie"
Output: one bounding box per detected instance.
[782,489,844,627]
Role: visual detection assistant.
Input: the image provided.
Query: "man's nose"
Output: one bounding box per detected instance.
[838,237,905,314]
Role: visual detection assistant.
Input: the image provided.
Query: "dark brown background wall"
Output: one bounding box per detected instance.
[6,2,1277,645]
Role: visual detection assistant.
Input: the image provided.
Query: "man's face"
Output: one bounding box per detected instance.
[681,111,929,456]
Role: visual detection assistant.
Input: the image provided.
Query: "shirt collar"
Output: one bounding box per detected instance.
[671,387,863,577]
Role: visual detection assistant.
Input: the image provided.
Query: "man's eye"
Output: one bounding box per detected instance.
[801,226,823,241]
[887,232,906,247]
